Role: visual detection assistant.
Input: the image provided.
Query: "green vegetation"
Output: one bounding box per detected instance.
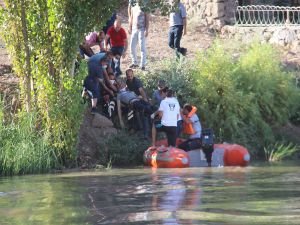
[0,0,117,175]
[0,0,299,173]
[0,62,87,175]
[96,130,150,168]
[264,142,299,162]
[140,41,300,158]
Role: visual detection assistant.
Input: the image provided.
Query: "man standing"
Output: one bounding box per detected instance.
[128,3,149,70]
[105,19,128,76]
[168,0,187,57]
[152,89,180,147]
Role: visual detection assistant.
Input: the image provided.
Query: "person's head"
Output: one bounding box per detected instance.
[166,89,174,98]
[100,57,109,69]
[182,103,193,115]
[125,68,134,81]
[160,86,169,99]
[157,80,166,90]
[108,72,115,80]
[108,72,116,85]
[98,30,105,41]
[106,50,120,62]
[114,19,122,32]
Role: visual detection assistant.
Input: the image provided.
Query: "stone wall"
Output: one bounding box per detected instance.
[221,25,300,52]
[184,0,300,52]
[184,0,237,30]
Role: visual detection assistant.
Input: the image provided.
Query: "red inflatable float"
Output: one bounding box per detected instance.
[143,146,190,168]
[143,139,250,168]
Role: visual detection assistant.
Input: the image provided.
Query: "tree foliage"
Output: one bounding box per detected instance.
[0,0,118,170]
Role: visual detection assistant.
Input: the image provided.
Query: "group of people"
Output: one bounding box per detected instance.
[80,0,187,72]
[80,1,214,165]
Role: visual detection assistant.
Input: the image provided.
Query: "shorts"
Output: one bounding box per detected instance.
[83,76,100,99]
[156,125,177,147]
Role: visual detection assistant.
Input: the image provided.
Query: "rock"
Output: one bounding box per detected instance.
[92,114,114,128]
[270,28,297,46]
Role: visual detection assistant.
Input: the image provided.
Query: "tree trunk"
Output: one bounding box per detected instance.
[20,0,32,112]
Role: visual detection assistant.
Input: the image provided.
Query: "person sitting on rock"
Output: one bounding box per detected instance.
[116,78,153,138]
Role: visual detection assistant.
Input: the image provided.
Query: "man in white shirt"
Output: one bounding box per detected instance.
[152,89,180,147]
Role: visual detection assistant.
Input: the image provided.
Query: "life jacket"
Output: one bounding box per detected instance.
[182,106,197,135]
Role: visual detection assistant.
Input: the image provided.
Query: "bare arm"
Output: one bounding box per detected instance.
[183,17,187,35]
[144,13,150,37]
[158,111,163,118]
[122,38,128,58]
[139,87,148,102]
[128,9,133,34]
[104,34,110,50]
[117,99,125,128]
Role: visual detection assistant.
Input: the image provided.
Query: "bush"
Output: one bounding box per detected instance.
[139,57,196,106]
[97,130,150,167]
[140,41,300,158]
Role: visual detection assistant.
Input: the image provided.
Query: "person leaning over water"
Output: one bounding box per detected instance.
[116,78,153,138]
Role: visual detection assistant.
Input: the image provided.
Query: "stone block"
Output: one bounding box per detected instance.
[92,114,114,128]
[212,2,225,19]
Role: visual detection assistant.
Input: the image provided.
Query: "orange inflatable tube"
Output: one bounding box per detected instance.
[215,143,250,167]
[143,146,190,168]
[144,139,250,168]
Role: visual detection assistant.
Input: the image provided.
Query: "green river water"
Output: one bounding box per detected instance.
[0,162,300,225]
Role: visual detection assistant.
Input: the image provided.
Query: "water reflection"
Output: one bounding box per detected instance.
[0,163,300,225]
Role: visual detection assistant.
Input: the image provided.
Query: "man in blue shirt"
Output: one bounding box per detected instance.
[168,0,187,57]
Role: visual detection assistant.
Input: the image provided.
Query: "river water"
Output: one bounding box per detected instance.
[0,162,300,225]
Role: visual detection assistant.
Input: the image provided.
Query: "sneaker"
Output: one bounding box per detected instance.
[129,64,138,69]
[181,48,187,56]
[91,107,97,115]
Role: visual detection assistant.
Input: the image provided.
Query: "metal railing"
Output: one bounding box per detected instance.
[235,5,300,26]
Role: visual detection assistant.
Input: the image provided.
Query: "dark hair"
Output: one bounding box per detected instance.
[158,79,166,88]
[183,104,193,112]
[160,86,168,93]
[166,89,174,97]
[100,56,108,63]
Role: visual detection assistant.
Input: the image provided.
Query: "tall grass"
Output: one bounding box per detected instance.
[0,62,87,175]
[264,142,299,162]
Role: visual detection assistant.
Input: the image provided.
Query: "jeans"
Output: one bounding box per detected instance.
[132,100,153,137]
[110,46,124,76]
[130,29,147,67]
[168,25,184,56]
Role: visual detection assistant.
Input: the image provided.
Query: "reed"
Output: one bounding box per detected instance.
[264,142,299,162]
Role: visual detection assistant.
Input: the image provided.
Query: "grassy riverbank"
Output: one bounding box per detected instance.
[0,41,300,174]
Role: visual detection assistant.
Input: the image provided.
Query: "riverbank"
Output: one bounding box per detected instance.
[0,8,300,171]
